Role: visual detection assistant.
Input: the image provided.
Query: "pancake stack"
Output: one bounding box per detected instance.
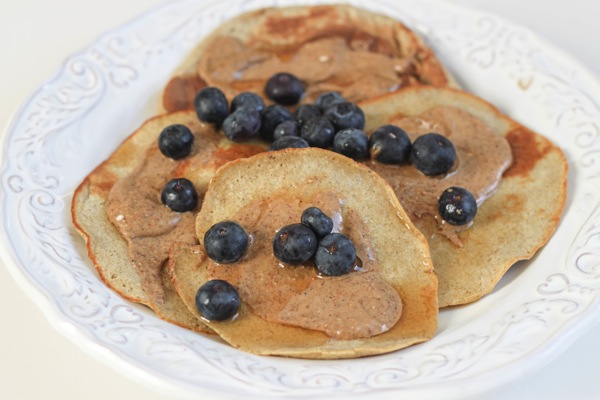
[71,4,567,358]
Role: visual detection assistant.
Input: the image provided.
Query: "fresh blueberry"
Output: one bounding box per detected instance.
[409,133,457,176]
[222,107,261,142]
[269,136,310,151]
[195,279,240,321]
[160,178,198,212]
[230,92,265,113]
[194,87,229,126]
[332,128,369,160]
[315,91,345,112]
[294,104,322,127]
[273,223,318,265]
[324,102,365,131]
[301,207,333,238]
[438,187,478,225]
[260,105,294,141]
[204,221,248,264]
[314,233,356,276]
[369,125,411,164]
[158,124,194,160]
[264,72,304,106]
[273,120,299,141]
[300,116,335,148]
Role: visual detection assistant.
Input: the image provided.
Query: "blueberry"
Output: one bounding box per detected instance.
[260,105,294,141]
[160,178,198,212]
[194,87,229,126]
[158,124,194,160]
[273,223,318,265]
[314,233,356,276]
[294,104,322,127]
[195,279,240,321]
[269,136,310,151]
[204,221,248,264]
[332,128,369,160]
[409,133,457,176]
[264,72,304,106]
[273,120,299,141]
[324,102,365,131]
[230,92,265,113]
[315,91,345,112]
[300,116,335,148]
[222,107,261,142]
[369,125,411,164]
[438,187,478,225]
[301,207,333,238]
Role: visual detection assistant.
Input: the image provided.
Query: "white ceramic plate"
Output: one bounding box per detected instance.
[2,0,600,398]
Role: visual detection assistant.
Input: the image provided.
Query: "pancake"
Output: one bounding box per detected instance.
[168,148,438,359]
[71,111,266,333]
[161,4,457,113]
[358,87,568,307]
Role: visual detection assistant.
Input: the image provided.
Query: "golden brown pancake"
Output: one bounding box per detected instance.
[71,111,266,333]
[358,87,568,307]
[168,148,438,359]
[161,4,457,113]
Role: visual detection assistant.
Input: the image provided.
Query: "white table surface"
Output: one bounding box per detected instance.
[1,0,599,399]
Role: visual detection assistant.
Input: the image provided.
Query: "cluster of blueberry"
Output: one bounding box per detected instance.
[370,126,476,226]
[192,71,461,175]
[273,207,358,277]
[193,72,372,158]
[377,129,477,225]
[195,207,358,321]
